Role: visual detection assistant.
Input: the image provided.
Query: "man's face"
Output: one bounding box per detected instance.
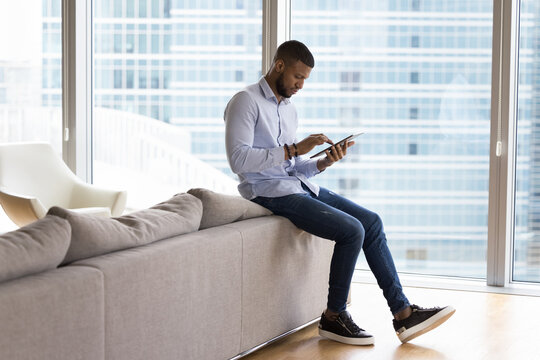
[275,60,312,99]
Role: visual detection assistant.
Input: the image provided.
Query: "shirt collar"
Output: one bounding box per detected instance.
[258,76,290,105]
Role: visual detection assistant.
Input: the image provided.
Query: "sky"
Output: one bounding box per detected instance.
[0,1,42,64]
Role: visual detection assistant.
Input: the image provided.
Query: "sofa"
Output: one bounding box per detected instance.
[0,188,334,360]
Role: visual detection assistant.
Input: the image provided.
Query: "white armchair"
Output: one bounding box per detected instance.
[0,142,127,227]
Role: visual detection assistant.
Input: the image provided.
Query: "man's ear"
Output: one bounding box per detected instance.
[275,59,285,73]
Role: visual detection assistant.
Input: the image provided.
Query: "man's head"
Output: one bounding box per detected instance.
[272,40,315,68]
[267,40,314,100]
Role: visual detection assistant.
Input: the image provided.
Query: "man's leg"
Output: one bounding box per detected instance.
[313,187,456,343]
[313,187,410,315]
[252,192,364,313]
[252,192,375,345]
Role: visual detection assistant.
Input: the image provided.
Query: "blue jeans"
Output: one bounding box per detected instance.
[252,186,410,314]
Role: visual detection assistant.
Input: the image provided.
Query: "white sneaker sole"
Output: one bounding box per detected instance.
[319,328,375,346]
[397,306,456,343]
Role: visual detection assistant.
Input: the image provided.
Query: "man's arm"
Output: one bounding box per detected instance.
[224,91,286,174]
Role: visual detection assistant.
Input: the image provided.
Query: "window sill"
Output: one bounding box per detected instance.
[353,269,540,297]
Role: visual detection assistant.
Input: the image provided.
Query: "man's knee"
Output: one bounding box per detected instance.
[368,213,384,234]
[340,217,365,249]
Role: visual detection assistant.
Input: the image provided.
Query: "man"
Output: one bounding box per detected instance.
[224,40,455,345]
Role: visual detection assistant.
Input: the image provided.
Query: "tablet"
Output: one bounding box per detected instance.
[309,133,364,158]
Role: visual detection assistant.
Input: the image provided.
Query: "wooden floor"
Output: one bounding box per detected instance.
[241,283,540,360]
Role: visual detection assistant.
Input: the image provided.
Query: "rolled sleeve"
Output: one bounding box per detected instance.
[293,157,321,178]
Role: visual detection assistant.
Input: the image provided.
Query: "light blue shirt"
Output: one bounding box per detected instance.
[224,77,321,199]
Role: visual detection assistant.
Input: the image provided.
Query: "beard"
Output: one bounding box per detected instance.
[276,73,292,98]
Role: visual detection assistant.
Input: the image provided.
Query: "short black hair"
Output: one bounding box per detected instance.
[273,40,315,68]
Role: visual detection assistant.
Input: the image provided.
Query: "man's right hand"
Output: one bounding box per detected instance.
[295,134,333,156]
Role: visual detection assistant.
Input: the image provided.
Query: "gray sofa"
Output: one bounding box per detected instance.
[0,189,333,360]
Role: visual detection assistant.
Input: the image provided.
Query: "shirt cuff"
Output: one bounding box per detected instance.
[308,158,322,176]
[269,145,286,167]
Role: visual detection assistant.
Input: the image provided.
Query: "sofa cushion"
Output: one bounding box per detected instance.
[187,188,272,229]
[48,193,203,264]
[0,215,71,283]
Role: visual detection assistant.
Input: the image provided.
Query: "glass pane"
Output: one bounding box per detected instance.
[0,0,62,231]
[291,0,493,278]
[92,1,262,210]
[513,0,540,283]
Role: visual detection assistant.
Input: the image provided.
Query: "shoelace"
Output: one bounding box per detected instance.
[411,304,442,312]
[339,313,364,333]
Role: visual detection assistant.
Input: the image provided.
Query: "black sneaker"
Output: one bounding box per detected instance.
[393,304,456,343]
[318,310,375,345]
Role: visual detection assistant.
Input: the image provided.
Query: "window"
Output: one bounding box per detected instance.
[235,70,244,82]
[409,143,418,155]
[411,35,420,48]
[126,70,134,88]
[152,0,159,18]
[114,70,122,88]
[235,34,244,46]
[126,0,135,17]
[139,0,147,17]
[0,0,525,287]
[151,70,159,88]
[340,107,361,126]
[340,71,361,91]
[339,178,360,191]
[410,107,419,119]
[139,70,147,88]
[114,0,122,17]
[513,0,540,283]
[139,34,147,53]
[92,0,262,210]
[292,0,492,278]
[164,0,171,18]
[0,0,63,231]
[114,34,122,53]
[126,34,134,53]
[0,0,62,233]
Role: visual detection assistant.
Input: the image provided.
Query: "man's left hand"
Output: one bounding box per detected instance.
[316,141,355,172]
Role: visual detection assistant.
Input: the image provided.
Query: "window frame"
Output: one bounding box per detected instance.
[62,0,92,182]
[487,0,520,287]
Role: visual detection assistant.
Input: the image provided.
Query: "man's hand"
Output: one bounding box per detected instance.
[316,141,355,172]
[295,134,333,156]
